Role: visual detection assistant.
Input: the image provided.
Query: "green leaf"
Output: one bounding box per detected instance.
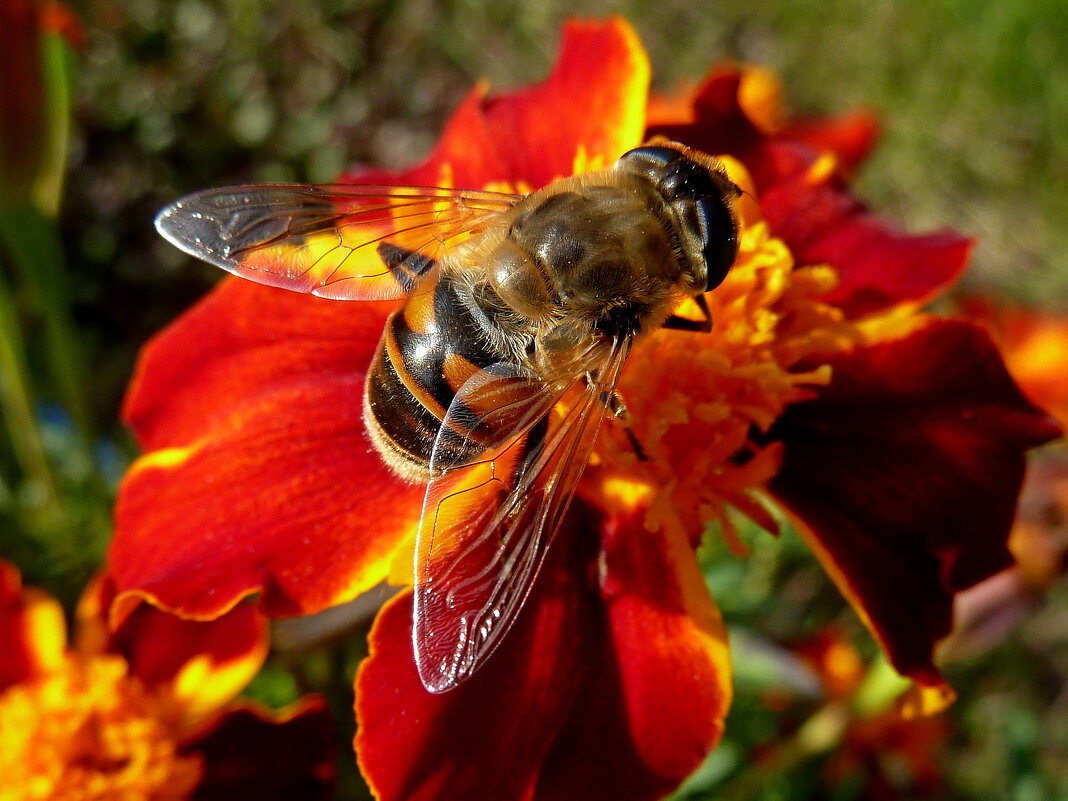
[0,203,93,449]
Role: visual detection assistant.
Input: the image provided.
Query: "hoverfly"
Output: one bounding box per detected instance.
[155,140,741,693]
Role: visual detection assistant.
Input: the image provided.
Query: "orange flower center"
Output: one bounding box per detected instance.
[0,655,202,801]
[588,203,859,549]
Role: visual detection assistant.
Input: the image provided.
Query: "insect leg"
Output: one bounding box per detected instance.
[597,386,649,463]
[662,293,712,333]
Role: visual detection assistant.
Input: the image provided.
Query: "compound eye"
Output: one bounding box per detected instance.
[696,195,739,291]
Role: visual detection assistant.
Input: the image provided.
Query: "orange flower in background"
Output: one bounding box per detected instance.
[804,633,951,801]
[0,562,335,800]
[109,17,1060,801]
[960,298,1068,430]
[826,705,950,801]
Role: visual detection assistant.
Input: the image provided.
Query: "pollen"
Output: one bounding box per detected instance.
[0,655,202,801]
[589,217,858,541]
[600,476,655,512]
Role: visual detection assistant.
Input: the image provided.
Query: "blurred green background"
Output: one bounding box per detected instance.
[2,0,1067,799]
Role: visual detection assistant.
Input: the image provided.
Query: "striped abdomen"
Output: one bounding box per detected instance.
[363,271,509,481]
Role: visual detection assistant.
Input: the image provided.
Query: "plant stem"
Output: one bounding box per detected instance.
[721,702,851,801]
[0,203,93,450]
[0,268,60,519]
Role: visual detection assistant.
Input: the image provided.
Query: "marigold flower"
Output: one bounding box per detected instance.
[0,562,335,801]
[802,632,952,801]
[110,17,1060,800]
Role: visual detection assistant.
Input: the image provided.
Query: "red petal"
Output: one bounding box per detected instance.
[535,509,732,801]
[77,575,266,722]
[183,698,336,801]
[780,110,880,175]
[114,602,265,692]
[78,575,268,722]
[356,501,731,801]
[346,18,650,190]
[0,562,66,690]
[648,69,968,317]
[122,277,384,449]
[756,142,973,317]
[480,18,649,186]
[647,66,878,174]
[767,319,1062,683]
[0,562,34,690]
[111,278,422,620]
[354,513,596,801]
[647,69,762,159]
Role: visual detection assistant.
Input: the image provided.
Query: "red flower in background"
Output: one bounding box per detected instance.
[0,562,335,800]
[109,17,1059,801]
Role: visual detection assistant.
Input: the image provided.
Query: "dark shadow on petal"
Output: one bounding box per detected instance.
[184,699,336,801]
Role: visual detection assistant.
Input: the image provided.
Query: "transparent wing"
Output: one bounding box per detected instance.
[154,184,522,300]
[413,336,632,693]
